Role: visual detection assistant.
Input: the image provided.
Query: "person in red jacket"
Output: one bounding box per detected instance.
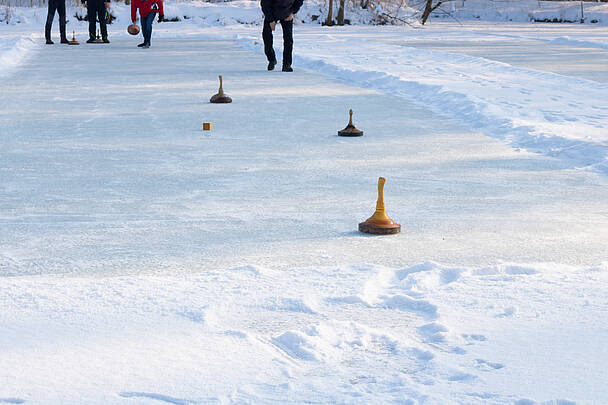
[131,0,164,48]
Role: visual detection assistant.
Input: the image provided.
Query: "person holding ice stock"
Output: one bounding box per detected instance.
[131,0,164,48]
[261,0,303,72]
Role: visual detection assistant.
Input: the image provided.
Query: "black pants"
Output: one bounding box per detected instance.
[45,0,67,41]
[262,19,293,67]
[87,2,108,39]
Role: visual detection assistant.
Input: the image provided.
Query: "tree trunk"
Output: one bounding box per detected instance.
[325,0,334,25]
[421,0,442,25]
[337,0,345,25]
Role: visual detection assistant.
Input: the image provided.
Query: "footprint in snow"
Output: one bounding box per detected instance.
[494,306,518,318]
[223,330,247,339]
[447,372,476,382]
[378,295,439,321]
[462,334,487,344]
[417,323,448,343]
[543,114,560,122]
[475,359,504,371]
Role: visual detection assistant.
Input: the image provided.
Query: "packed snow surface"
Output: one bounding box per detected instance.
[1,5,608,405]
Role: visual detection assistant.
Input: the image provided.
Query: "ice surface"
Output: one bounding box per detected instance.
[1,33,607,276]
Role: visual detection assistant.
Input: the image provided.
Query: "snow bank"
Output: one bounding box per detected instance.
[550,36,608,51]
[530,1,608,24]
[1,261,606,403]
[144,0,608,26]
[0,34,38,78]
[432,0,608,25]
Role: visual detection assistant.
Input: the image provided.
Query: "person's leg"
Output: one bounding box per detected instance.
[262,19,276,64]
[139,15,148,46]
[87,4,96,40]
[281,19,293,68]
[45,0,57,42]
[58,0,67,42]
[141,14,149,45]
[98,4,108,40]
[144,12,156,45]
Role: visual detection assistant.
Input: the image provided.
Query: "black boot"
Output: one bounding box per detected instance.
[267,59,277,71]
[102,37,110,44]
[137,42,146,47]
[282,65,293,72]
[60,37,69,44]
[86,37,96,43]
[46,38,54,44]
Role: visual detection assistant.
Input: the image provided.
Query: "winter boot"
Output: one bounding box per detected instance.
[282,65,293,72]
[267,59,277,71]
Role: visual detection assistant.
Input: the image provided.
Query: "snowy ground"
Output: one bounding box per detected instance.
[1,7,608,405]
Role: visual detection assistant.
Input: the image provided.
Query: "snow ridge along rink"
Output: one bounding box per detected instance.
[1,17,608,405]
[0,34,39,78]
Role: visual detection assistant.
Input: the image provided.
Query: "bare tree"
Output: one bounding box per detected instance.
[325,0,334,25]
[421,0,443,25]
[337,0,345,25]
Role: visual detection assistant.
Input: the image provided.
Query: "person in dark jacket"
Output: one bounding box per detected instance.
[260,0,303,72]
[131,0,164,48]
[82,0,111,43]
[45,0,68,44]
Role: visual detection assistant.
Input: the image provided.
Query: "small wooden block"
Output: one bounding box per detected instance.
[203,122,212,131]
